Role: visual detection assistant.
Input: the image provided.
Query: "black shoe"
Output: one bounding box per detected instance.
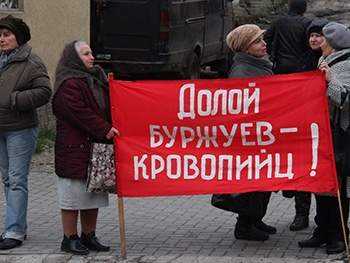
[0,235,26,243]
[254,221,277,234]
[0,238,22,250]
[81,231,110,252]
[289,215,309,231]
[326,240,345,254]
[61,234,89,255]
[298,237,326,248]
[234,223,269,241]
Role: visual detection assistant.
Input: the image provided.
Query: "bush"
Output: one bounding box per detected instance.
[35,128,56,154]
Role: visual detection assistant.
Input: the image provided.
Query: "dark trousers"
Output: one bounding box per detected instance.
[295,191,311,216]
[282,190,312,216]
[238,192,272,224]
[313,195,349,243]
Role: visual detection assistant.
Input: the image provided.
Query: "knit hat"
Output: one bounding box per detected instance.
[226,24,265,52]
[0,15,31,44]
[322,22,350,50]
[289,0,307,15]
[307,19,329,36]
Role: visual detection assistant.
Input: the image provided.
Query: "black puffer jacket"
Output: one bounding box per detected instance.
[264,12,311,74]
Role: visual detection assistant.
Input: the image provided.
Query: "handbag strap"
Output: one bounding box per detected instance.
[329,53,350,127]
[328,52,350,67]
[333,90,350,128]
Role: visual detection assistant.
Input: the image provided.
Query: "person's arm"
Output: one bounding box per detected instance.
[11,58,52,112]
[321,61,350,107]
[264,22,276,55]
[54,79,112,141]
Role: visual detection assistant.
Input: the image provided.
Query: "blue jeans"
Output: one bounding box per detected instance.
[0,126,38,241]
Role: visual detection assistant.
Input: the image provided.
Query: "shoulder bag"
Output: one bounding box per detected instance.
[86,142,117,194]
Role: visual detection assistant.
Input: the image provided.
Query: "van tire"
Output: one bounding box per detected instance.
[183,53,200,79]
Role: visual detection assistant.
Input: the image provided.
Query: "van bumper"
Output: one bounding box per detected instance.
[95,60,184,74]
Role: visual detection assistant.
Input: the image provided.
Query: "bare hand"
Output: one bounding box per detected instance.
[319,62,332,83]
[106,127,120,139]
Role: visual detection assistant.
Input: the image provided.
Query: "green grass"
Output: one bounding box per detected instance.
[35,128,56,154]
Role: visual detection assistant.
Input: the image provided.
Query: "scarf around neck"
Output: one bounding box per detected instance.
[0,44,23,72]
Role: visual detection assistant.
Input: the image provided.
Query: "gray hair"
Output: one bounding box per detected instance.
[74,41,88,55]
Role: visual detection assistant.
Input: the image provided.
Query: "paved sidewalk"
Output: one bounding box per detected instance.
[0,172,346,262]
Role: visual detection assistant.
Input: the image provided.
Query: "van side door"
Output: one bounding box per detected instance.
[202,0,226,60]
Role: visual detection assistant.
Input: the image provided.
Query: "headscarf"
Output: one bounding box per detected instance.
[307,19,329,36]
[53,40,108,109]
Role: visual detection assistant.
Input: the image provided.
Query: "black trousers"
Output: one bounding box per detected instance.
[295,191,311,216]
[313,195,349,242]
[238,192,272,224]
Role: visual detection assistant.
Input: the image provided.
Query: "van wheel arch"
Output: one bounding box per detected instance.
[183,53,200,80]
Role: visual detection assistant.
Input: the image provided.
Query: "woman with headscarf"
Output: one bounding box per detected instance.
[285,19,330,233]
[226,24,276,241]
[0,15,52,250]
[52,41,119,255]
[298,22,350,255]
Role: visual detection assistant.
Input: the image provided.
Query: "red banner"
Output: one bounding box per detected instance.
[110,71,338,197]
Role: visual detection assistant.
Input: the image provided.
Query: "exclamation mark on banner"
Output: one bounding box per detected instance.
[310,123,319,177]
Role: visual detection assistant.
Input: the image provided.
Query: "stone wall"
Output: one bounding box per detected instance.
[232,0,289,26]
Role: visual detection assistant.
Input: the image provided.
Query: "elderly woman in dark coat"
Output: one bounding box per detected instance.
[298,22,350,255]
[52,40,119,255]
[226,24,275,241]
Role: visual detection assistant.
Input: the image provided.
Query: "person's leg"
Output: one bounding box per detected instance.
[253,192,277,234]
[290,191,311,231]
[326,195,349,254]
[80,208,109,251]
[235,214,269,241]
[0,127,37,244]
[61,209,79,237]
[298,195,328,248]
[60,209,89,255]
[80,208,98,234]
[314,195,330,238]
[0,130,9,240]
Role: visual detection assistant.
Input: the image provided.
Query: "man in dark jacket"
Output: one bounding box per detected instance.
[264,0,312,74]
